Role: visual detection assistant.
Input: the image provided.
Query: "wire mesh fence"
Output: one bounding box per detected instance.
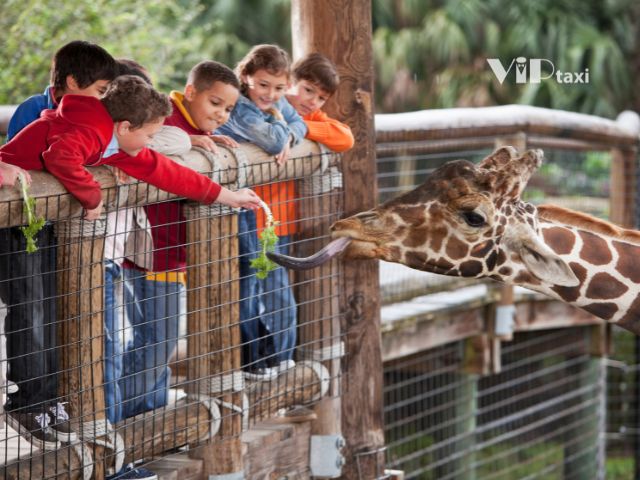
[0,147,344,478]
[384,327,604,479]
[376,108,638,479]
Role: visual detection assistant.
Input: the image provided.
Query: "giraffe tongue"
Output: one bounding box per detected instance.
[266,237,352,270]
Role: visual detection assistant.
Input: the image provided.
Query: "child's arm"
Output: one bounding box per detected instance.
[0,161,31,187]
[107,148,223,204]
[189,134,239,153]
[279,98,308,146]
[304,110,355,153]
[215,187,261,209]
[41,128,105,210]
[223,107,292,155]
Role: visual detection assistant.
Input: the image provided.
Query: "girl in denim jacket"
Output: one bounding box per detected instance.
[217,44,307,380]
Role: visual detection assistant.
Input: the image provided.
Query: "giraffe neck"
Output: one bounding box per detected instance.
[516,214,640,334]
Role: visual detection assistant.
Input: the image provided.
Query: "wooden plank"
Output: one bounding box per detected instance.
[0,141,326,228]
[184,208,243,475]
[295,186,342,436]
[56,233,107,479]
[116,398,211,464]
[241,420,312,480]
[291,1,384,476]
[245,362,327,423]
[382,306,485,362]
[609,146,637,228]
[513,298,603,331]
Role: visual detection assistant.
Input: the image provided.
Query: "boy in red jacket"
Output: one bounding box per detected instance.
[1,75,259,215]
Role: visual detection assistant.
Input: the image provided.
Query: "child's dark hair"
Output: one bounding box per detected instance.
[235,44,290,96]
[50,40,118,93]
[187,60,239,92]
[116,58,152,85]
[293,53,340,95]
[101,76,171,129]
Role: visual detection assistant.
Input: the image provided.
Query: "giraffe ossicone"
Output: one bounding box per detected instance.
[269,147,640,335]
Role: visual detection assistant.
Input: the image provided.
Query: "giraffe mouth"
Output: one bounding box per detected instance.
[266,236,353,270]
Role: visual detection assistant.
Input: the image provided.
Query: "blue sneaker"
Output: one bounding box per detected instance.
[108,464,158,480]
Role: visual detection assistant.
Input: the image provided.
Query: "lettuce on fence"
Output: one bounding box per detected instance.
[250,200,280,280]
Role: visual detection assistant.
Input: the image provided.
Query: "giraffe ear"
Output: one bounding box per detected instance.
[519,238,580,287]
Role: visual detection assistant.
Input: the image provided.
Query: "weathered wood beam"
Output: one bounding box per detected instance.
[0,140,327,228]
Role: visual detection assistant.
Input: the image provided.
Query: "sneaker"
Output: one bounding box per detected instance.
[0,381,18,395]
[273,359,296,374]
[47,402,77,443]
[243,367,278,382]
[108,464,158,480]
[6,411,61,450]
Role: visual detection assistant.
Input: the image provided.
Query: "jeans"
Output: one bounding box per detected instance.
[238,210,267,369]
[260,235,297,364]
[103,260,132,424]
[120,268,183,419]
[0,225,58,412]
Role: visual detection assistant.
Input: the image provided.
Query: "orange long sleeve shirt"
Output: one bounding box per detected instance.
[255,110,354,235]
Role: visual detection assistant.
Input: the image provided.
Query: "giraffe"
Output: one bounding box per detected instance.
[269,146,640,336]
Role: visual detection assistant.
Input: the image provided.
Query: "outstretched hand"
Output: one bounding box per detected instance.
[0,161,31,188]
[216,187,262,210]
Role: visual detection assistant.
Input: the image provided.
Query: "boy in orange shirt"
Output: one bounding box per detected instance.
[285,53,354,152]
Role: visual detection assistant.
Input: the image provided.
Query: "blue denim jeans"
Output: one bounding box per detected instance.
[260,235,297,364]
[103,260,132,424]
[238,210,267,369]
[120,268,183,419]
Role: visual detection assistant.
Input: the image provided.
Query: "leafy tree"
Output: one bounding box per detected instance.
[0,0,291,104]
[371,0,639,117]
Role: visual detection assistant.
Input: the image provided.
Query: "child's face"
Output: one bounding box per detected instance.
[65,76,110,98]
[241,70,289,112]
[115,118,164,156]
[286,79,330,116]
[184,81,239,132]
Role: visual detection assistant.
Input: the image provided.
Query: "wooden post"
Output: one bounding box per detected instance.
[184,206,244,477]
[56,222,108,479]
[296,181,343,436]
[609,146,637,228]
[291,1,385,477]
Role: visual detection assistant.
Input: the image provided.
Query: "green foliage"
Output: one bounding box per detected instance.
[250,225,280,280]
[371,0,639,116]
[0,0,292,103]
[249,201,280,280]
[18,174,45,253]
[606,456,634,480]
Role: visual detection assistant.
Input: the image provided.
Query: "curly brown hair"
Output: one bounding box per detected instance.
[101,75,171,129]
[234,44,291,96]
[292,53,339,95]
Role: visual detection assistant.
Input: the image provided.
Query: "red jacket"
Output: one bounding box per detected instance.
[0,95,221,209]
[125,96,207,274]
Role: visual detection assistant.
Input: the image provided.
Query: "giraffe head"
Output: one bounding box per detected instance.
[271,147,579,287]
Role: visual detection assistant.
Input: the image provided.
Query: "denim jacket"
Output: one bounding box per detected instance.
[216,95,307,155]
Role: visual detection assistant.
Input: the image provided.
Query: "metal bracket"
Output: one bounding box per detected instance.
[310,434,346,478]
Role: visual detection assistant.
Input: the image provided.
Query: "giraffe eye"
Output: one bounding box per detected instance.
[461,210,486,227]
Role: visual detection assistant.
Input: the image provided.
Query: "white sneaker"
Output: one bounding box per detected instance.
[243,367,278,382]
[274,360,296,374]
